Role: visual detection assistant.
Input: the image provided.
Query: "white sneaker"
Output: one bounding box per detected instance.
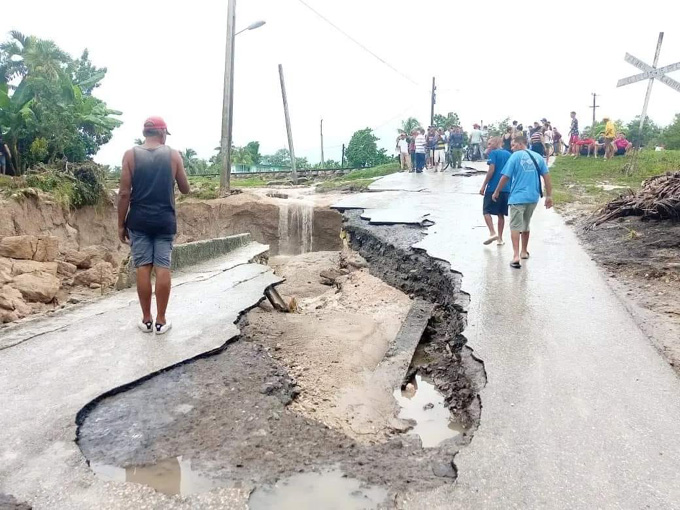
[155,320,172,335]
[138,320,153,333]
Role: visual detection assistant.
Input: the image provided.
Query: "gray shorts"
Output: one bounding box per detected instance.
[509,203,538,232]
[128,230,174,268]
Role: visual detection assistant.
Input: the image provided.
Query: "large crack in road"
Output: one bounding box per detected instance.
[76,211,486,508]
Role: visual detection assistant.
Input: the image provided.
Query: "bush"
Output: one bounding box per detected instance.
[22,162,107,209]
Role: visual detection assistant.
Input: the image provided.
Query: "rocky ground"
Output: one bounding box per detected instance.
[562,205,680,372]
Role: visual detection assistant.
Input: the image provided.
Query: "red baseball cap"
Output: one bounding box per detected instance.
[143,116,171,135]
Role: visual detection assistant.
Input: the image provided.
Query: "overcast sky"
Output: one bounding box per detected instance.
[3,1,680,166]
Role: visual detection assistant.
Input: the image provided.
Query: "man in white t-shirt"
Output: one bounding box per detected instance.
[414,128,427,173]
[470,124,483,161]
[397,132,411,171]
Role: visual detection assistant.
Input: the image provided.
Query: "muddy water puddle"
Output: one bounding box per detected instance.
[248,468,388,509]
[394,374,466,447]
[91,456,228,496]
[92,459,387,508]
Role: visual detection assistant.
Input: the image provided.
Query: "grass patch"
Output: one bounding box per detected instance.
[340,162,401,181]
[0,164,107,209]
[315,178,374,193]
[315,162,400,193]
[550,150,680,207]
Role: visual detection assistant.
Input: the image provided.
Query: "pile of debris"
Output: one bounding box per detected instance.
[592,171,680,226]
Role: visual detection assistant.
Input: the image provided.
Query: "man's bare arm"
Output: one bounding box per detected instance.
[173,150,191,194]
[492,175,510,200]
[117,150,133,243]
[480,164,495,195]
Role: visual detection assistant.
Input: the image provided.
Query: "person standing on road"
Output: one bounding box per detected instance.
[480,137,512,246]
[434,127,447,172]
[603,116,616,160]
[397,132,411,171]
[118,116,191,334]
[502,126,513,152]
[492,135,553,269]
[408,130,417,172]
[569,111,579,156]
[530,126,545,157]
[449,126,464,169]
[414,128,427,173]
[470,124,483,161]
[553,127,563,156]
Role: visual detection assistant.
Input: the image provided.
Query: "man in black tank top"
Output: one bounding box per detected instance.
[118,116,190,334]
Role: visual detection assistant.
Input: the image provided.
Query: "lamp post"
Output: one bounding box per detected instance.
[219,0,265,195]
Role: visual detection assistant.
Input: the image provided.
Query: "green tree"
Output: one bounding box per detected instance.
[345,128,391,168]
[433,112,461,129]
[625,116,662,147]
[661,113,680,149]
[232,146,254,166]
[399,117,420,134]
[244,141,261,164]
[0,31,121,173]
[262,148,291,167]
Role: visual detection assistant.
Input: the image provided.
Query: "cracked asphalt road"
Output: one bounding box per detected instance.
[0,244,280,509]
[335,165,680,509]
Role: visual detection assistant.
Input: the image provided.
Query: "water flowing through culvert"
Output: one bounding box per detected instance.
[278,201,314,255]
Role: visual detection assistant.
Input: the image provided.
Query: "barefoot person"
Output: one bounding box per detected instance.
[480,137,511,246]
[492,135,553,269]
[118,116,190,333]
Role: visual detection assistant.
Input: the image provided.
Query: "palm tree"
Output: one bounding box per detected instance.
[399,117,420,134]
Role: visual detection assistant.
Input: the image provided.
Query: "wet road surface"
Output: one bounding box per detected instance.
[335,165,680,509]
[0,243,280,509]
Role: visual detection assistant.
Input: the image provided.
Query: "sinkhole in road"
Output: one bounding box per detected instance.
[394,374,467,448]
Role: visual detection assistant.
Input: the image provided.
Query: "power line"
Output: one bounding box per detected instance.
[295,0,421,88]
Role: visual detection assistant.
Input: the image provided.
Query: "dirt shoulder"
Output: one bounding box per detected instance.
[244,251,413,442]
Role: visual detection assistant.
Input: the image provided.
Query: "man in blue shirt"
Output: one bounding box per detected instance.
[480,137,512,246]
[492,135,553,269]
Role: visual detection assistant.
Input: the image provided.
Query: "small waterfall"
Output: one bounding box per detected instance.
[277,201,314,255]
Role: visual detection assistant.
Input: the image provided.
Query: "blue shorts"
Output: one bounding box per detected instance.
[128,230,174,269]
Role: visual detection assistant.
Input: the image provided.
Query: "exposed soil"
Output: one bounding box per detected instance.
[244,252,412,442]
[76,214,486,505]
[571,209,680,371]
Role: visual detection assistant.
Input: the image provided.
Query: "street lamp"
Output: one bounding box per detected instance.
[236,20,266,36]
[219,0,266,196]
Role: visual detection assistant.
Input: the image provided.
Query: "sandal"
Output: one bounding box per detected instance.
[521,252,530,259]
[510,261,522,269]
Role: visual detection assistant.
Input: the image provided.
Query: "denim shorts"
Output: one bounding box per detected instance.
[128,230,174,268]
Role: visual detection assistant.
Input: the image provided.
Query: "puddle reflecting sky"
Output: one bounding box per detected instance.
[393,374,465,447]
[91,456,223,496]
[248,469,388,510]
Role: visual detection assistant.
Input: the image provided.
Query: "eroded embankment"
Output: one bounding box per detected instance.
[75,209,486,506]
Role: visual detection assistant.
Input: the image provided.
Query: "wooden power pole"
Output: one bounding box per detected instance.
[320,118,325,167]
[430,77,436,126]
[589,93,599,127]
[278,64,298,185]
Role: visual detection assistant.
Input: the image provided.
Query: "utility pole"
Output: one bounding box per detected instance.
[589,93,600,127]
[430,77,436,126]
[278,64,297,184]
[341,144,345,167]
[219,0,237,195]
[320,118,325,167]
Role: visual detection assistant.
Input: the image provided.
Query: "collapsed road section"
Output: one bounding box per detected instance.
[75,211,486,508]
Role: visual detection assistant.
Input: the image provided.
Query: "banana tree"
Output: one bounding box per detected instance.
[0,81,36,174]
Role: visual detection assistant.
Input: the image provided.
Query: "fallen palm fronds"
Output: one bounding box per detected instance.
[590,171,680,228]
